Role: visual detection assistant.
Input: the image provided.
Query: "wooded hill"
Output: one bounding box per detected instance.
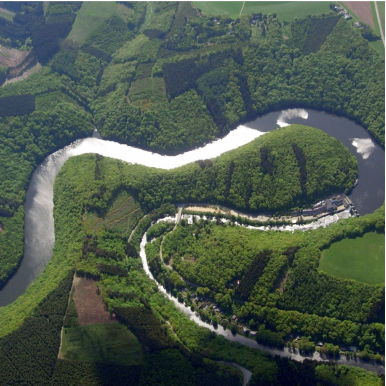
[0,2,383,292]
[0,149,382,386]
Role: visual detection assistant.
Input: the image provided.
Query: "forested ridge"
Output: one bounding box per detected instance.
[0,1,383,290]
[0,153,382,385]
[0,1,384,384]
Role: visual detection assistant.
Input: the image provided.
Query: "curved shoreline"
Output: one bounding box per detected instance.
[0,109,383,375]
[1,108,384,305]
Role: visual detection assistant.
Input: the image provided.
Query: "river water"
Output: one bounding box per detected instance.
[0,109,384,372]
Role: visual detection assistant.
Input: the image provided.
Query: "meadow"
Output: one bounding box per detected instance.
[193,1,331,21]
[61,323,143,365]
[66,2,119,44]
[319,232,385,285]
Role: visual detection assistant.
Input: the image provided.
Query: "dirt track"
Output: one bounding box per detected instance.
[342,1,375,28]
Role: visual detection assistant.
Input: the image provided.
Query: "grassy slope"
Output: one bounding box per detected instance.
[370,2,385,57]
[193,1,243,19]
[61,323,143,365]
[66,2,118,44]
[319,232,385,285]
[194,1,331,21]
[0,9,13,22]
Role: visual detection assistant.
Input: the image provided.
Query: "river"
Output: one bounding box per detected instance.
[0,108,384,372]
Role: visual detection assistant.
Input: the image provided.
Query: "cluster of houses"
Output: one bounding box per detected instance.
[292,194,356,218]
[331,4,352,20]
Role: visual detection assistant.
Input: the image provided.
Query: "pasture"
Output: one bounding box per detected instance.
[193,1,331,21]
[319,232,385,285]
[66,2,118,44]
[61,323,143,365]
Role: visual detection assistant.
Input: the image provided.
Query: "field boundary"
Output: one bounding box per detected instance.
[374,1,385,46]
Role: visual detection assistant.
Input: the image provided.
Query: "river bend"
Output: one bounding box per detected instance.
[0,109,384,373]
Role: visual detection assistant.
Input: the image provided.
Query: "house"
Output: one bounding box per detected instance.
[326,200,336,213]
[353,21,360,28]
[344,13,352,20]
[302,208,314,216]
[331,195,344,206]
[250,331,257,336]
[317,341,324,347]
[312,205,327,215]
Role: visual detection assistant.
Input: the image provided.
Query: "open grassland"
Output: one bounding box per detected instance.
[243,1,331,21]
[193,1,243,19]
[194,1,331,21]
[61,323,143,365]
[319,232,385,285]
[66,2,118,44]
[0,7,14,22]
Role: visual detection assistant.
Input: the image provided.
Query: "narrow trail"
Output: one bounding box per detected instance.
[374,1,385,46]
[57,273,76,359]
[239,1,245,17]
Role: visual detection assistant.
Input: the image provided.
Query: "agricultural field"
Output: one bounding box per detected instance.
[193,1,243,19]
[66,2,119,44]
[60,323,143,365]
[343,1,375,28]
[194,1,332,21]
[319,232,385,285]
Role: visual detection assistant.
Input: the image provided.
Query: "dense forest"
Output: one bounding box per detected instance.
[0,153,383,385]
[0,1,384,384]
[0,1,383,290]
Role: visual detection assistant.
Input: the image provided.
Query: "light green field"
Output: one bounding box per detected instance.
[66,2,118,44]
[61,323,143,365]
[319,232,385,285]
[194,1,331,21]
[193,2,243,19]
[370,39,385,57]
[0,7,14,22]
[377,1,385,32]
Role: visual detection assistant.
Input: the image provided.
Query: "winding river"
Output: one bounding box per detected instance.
[0,109,384,372]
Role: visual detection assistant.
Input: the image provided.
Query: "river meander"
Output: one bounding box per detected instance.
[0,109,384,372]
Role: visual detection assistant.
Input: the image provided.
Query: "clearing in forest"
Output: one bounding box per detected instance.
[84,190,142,235]
[66,2,119,44]
[319,232,385,285]
[73,277,116,325]
[60,323,143,364]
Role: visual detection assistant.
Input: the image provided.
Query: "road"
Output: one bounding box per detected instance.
[374,1,385,47]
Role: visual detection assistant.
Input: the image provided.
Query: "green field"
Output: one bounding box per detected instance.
[319,232,385,285]
[66,2,118,44]
[193,1,331,21]
[0,7,14,22]
[61,323,143,365]
[377,1,385,32]
[193,1,243,19]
